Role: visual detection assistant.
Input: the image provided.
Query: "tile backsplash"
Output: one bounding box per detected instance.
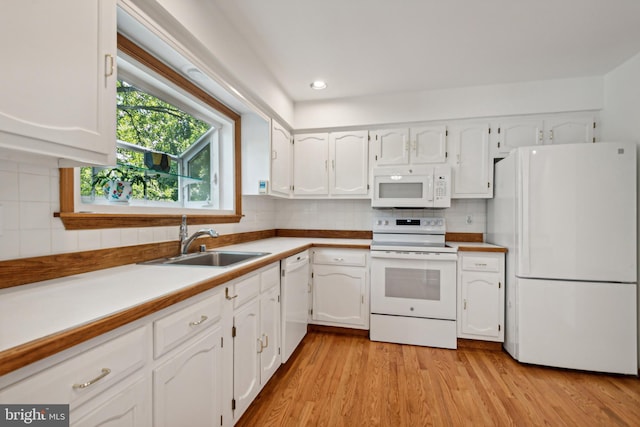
[0,159,486,260]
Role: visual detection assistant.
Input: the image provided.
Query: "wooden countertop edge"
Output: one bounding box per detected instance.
[0,241,373,376]
[456,246,507,253]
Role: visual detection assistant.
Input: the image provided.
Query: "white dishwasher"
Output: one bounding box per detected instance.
[281,250,310,363]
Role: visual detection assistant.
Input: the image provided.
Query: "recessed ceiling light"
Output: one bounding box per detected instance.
[310,80,327,90]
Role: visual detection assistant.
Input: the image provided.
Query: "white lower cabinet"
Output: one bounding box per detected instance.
[0,261,285,427]
[153,326,223,427]
[311,249,369,330]
[457,252,505,342]
[0,325,149,417]
[72,374,151,427]
[231,263,281,422]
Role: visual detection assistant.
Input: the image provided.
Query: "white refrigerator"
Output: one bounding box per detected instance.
[487,142,638,375]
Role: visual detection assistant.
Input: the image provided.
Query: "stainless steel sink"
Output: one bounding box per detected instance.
[141,251,270,267]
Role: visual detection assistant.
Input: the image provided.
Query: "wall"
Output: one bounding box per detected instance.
[0,159,278,261]
[294,76,604,130]
[600,51,640,366]
[0,157,485,261]
[138,0,295,127]
[274,198,485,234]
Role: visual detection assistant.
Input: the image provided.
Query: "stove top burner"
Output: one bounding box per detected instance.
[371,215,455,253]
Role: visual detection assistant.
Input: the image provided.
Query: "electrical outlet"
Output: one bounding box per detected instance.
[466,215,473,224]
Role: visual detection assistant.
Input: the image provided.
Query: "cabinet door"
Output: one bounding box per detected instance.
[72,375,151,427]
[270,120,292,197]
[329,130,369,196]
[312,265,367,328]
[410,125,447,164]
[0,0,116,165]
[460,272,501,339]
[449,123,492,198]
[232,298,261,420]
[371,128,409,166]
[494,119,544,157]
[293,133,329,196]
[259,286,280,386]
[153,326,223,427]
[544,114,595,145]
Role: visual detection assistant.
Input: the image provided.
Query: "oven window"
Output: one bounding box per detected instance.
[385,268,441,300]
[379,182,423,199]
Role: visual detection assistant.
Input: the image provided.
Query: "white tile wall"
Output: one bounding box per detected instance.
[274,198,486,233]
[0,159,486,261]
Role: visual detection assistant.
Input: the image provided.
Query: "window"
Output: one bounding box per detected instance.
[56,34,243,230]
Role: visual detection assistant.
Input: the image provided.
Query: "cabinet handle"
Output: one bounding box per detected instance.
[463,299,467,310]
[475,263,487,267]
[72,368,111,389]
[549,130,554,141]
[333,257,344,262]
[332,160,335,170]
[225,287,238,300]
[257,338,264,354]
[262,334,269,350]
[189,315,208,327]
[104,54,114,77]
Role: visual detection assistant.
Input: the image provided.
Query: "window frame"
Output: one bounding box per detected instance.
[55,34,242,230]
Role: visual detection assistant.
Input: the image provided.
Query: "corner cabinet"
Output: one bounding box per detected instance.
[457,252,505,342]
[270,119,293,197]
[310,249,369,330]
[0,0,117,166]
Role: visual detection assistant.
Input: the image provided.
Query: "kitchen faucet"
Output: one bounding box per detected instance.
[179,215,219,254]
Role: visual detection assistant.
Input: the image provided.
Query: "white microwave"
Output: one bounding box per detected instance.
[372,165,451,208]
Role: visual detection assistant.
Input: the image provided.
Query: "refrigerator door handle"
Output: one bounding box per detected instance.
[520,151,531,275]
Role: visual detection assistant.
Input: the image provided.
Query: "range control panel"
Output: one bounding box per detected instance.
[373,217,446,235]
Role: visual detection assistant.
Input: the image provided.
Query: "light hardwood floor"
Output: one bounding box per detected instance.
[236,331,640,427]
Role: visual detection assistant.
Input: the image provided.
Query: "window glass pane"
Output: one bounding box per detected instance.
[188,145,211,202]
[80,78,217,206]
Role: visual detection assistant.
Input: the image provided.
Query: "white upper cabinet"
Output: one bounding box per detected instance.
[371,128,410,166]
[0,0,117,166]
[293,131,369,198]
[543,113,596,145]
[449,122,492,198]
[270,119,293,197]
[293,133,330,196]
[492,113,597,158]
[329,131,369,196]
[411,125,448,164]
[372,126,447,166]
[493,118,544,157]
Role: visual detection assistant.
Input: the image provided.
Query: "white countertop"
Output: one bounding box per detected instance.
[0,237,370,354]
[446,241,506,251]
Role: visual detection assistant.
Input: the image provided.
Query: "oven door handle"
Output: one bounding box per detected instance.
[370,251,457,261]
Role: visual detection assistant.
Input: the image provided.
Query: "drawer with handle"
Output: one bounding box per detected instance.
[154,292,222,358]
[461,255,501,272]
[313,249,367,267]
[0,325,148,408]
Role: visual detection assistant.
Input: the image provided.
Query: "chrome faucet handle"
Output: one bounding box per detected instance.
[179,215,188,242]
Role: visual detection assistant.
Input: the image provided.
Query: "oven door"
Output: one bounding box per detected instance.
[370,251,457,320]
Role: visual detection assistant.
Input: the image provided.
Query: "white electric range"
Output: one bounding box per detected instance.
[369,216,458,349]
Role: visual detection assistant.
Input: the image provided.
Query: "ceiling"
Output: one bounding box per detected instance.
[211,0,640,103]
